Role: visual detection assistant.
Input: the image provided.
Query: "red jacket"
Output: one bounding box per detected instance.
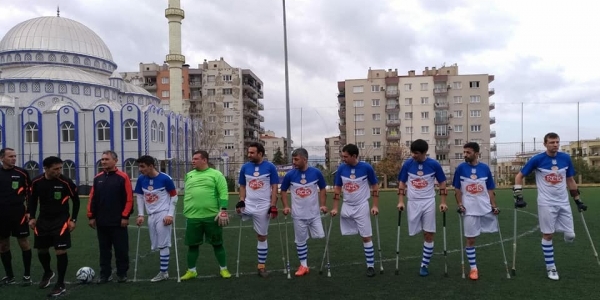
[87,168,133,226]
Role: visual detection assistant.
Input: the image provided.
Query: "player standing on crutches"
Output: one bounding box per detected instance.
[397,139,448,277]
[133,155,179,283]
[330,144,380,278]
[280,148,329,277]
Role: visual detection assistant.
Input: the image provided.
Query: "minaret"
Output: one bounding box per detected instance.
[165,0,185,115]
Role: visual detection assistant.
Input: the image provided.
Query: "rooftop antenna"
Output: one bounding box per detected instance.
[57,6,60,17]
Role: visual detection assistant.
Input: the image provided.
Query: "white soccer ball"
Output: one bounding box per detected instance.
[76,267,95,283]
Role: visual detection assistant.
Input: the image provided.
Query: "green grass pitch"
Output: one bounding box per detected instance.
[2,188,599,299]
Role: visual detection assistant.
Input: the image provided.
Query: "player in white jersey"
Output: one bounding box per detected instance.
[397,139,448,277]
[236,142,280,277]
[514,132,587,281]
[452,142,499,281]
[331,144,380,277]
[134,155,178,282]
[280,148,328,277]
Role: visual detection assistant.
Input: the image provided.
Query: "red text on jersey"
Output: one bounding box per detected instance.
[249,179,264,190]
[411,178,428,189]
[295,187,312,198]
[343,182,359,193]
[465,183,484,194]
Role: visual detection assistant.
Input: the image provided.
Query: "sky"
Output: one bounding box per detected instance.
[1,0,599,160]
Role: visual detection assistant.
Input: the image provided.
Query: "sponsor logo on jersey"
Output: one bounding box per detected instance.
[544,173,563,184]
[145,193,159,204]
[343,182,359,193]
[249,179,264,190]
[411,178,428,189]
[295,187,312,198]
[465,183,484,194]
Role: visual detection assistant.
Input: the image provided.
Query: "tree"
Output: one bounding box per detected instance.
[572,157,600,183]
[314,163,325,171]
[374,145,410,184]
[272,147,286,165]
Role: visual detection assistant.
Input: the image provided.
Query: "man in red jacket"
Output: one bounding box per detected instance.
[87,150,133,283]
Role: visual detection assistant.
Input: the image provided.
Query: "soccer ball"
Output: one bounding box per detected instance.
[76,267,95,283]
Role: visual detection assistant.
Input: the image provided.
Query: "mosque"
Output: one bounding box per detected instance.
[0,13,197,189]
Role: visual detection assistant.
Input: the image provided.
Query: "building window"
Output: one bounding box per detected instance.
[35,53,43,61]
[372,128,381,135]
[207,75,215,82]
[73,56,80,64]
[470,95,481,103]
[162,77,169,84]
[14,54,21,61]
[223,88,232,95]
[223,102,231,108]
[124,159,139,179]
[469,81,480,88]
[404,84,412,91]
[454,96,462,103]
[421,112,429,119]
[71,85,80,94]
[354,114,364,122]
[404,112,412,120]
[25,123,39,143]
[207,89,216,96]
[420,97,429,104]
[354,128,365,135]
[421,126,429,133]
[453,82,462,89]
[406,126,413,134]
[45,83,54,93]
[170,126,176,145]
[158,123,165,143]
[371,99,380,106]
[84,58,91,66]
[61,55,69,63]
[24,161,39,179]
[470,110,482,117]
[353,100,364,107]
[225,143,234,149]
[33,82,40,92]
[454,125,463,132]
[357,142,365,149]
[404,98,412,105]
[151,121,157,142]
[25,53,32,61]
[95,87,101,97]
[62,160,75,180]
[371,85,380,92]
[8,83,15,93]
[352,86,364,93]
[223,75,232,82]
[208,116,216,123]
[420,83,428,91]
[373,141,381,149]
[104,89,109,98]
[124,120,138,141]
[84,86,91,96]
[59,84,67,94]
[94,60,100,68]
[372,113,381,121]
[224,129,233,136]
[49,54,56,62]
[19,83,27,92]
[162,91,170,97]
[96,121,110,141]
[470,125,482,132]
[225,115,233,122]
[61,122,76,142]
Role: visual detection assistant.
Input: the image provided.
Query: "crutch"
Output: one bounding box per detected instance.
[276,215,288,274]
[395,210,402,275]
[133,225,141,282]
[172,214,181,283]
[496,215,511,279]
[284,216,291,279]
[235,217,243,278]
[319,215,333,276]
[511,208,518,276]
[375,214,384,274]
[579,211,600,266]
[458,210,465,279]
[443,211,448,277]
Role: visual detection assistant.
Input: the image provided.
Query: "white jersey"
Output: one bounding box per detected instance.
[134,172,177,215]
[334,162,378,206]
[280,167,327,219]
[520,152,574,206]
[452,162,495,216]
[238,161,279,207]
[398,157,447,201]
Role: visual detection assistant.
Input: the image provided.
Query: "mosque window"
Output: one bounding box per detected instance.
[138,97,144,105]
[59,84,67,94]
[124,120,138,141]
[19,83,27,92]
[84,58,91,66]
[73,56,80,64]
[1,56,4,63]
[15,54,21,62]
[94,60,100,68]
[6,55,12,62]
[104,89,109,98]
[127,96,133,103]
[35,53,44,61]
[178,128,184,147]
[32,82,40,92]
[49,54,56,62]
[170,126,176,146]
[62,160,76,180]
[61,122,76,142]
[52,97,59,103]
[61,55,69,63]
[45,83,54,93]
[8,83,15,93]
[95,160,103,174]
[124,159,139,179]
[72,85,80,95]
[96,121,110,141]
[158,123,165,143]
[151,121,157,142]
[0,84,4,93]
[24,161,40,179]
[84,86,91,96]
[25,53,32,61]
[102,62,107,69]
[24,123,39,143]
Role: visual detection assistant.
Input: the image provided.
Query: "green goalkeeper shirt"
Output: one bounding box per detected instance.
[183,167,229,219]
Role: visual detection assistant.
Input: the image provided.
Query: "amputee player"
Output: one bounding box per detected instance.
[280,148,328,277]
[514,132,586,281]
[28,156,80,297]
[179,150,231,280]
[397,139,448,277]
[452,142,499,281]
[0,148,33,286]
[331,144,380,277]
[134,155,178,282]
[236,142,279,278]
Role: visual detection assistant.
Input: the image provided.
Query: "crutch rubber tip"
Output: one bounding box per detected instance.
[511,269,516,276]
[327,271,331,278]
[507,274,511,279]
[380,270,384,274]
[444,273,448,277]
[319,271,323,275]
[394,270,399,275]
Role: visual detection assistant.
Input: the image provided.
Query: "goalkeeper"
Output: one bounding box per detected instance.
[179,150,231,280]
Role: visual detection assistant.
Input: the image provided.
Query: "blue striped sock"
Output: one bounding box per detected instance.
[257,241,268,264]
[364,241,374,267]
[297,243,308,267]
[421,241,434,267]
[466,247,476,269]
[542,239,555,270]
[159,248,170,273]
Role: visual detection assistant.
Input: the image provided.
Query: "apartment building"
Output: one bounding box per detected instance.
[260,130,291,161]
[561,139,600,167]
[324,135,341,170]
[122,57,265,172]
[337,64,496,176]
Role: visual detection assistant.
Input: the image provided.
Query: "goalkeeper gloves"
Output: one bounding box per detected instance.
[214,210,229,227]
[575,200,587,212]
[513,185,527,208]
[268,206,278,218]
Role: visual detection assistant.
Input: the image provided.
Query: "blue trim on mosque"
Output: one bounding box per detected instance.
[56,105,79,184]
[120,104,142,168]
[0,50,118,74]
[20,106,43,172]
[0,109,5,149]
[92,105,115,173]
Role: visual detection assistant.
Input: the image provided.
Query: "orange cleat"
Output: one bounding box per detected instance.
[469,268,479,281]
[295,265,310,277]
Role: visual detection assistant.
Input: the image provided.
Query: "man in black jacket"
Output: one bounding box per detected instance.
[87,150,133,283]
[0,148,32,286]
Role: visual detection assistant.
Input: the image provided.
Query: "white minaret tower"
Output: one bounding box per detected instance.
[165,0,186,115]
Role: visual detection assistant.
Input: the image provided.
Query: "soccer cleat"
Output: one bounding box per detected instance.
[39,271,55,289]
[469,268,479,281]
[257,264,268,278]
[220,269,232,279]
[547,269,559,280]
[47,283,66,297]
[150,272,169,282]
[0,276,15,285]
[366,267,376,277]
[96,275,113,284]
[21,276,32,287]
[419,266,429,277]
[180,270,198,281]
[117,275,128,283]
[295,265,310,277]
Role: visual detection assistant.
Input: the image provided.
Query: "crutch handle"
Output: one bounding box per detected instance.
[443,211,446,226]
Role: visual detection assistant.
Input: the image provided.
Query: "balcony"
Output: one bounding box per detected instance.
[189,81,202,87]
[258,101,264,111]
[386,132,401,140]
[490,144,497,152]
[490,130,496,138]
[243,109,259,119]
[338,92,345,104]
[243,96,258,107]
[490,117,496,124]
[245,122,259,132]
[434,116,450,125]
[489,88,495,96]
[259,114,264,122]
[385,104,400,113]
[386,119,401,126]
[434,102,449,109]
[259,126,265,134]
[338,108,346,118]
[385,89,399,98]
[434,87,449,96]
[435,145,450,154]
[435,132,450,139]
[143,83,157,91]
[338,122,346,132]
[489,102,495,111]
[491,158,497,165]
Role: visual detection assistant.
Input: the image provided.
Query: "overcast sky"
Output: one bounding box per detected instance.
[1,0,599,159]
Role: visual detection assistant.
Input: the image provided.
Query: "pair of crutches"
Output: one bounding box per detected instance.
[133,216,181,283]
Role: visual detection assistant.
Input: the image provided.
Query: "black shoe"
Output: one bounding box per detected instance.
[96,276,113,284]
[21,276,32,287]
[38,272,55,289]
[117,275,128,283]
[47,283,66,297]
[0,276,15,285]
[366,267,376,277]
